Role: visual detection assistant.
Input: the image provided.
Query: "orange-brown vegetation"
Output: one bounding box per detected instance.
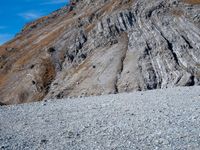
[172,9,184,17]
[183,0,200,4]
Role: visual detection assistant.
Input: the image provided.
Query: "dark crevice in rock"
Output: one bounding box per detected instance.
[0,102,5,106]
[125,11,136,27]
[185,75,195,86]
[181,35,193,49]
[100,21,104,30]
[44,81,54,95]
[76,42,83,50]
[116,60,125,93]
[107,18,113,35]
[81,32,87,43]
[145,3,164,19]
[144,42,152,55]
[76,31,88,50]
[120,12,128,30]
[152,23,180,66]
[48,47,56,53]
[56,92,64,99]
[88,13,95,23]
[30,64,35,69]
[117,18,124,32]
[115,26,120,34]
[32,81,36,85]
[114,81,119,94]
[160,32,180,65]
[67,54,75,62]
[144,42,160,90]
[107,17,123,36]
[175,76,182,85]
[40,139,48,145]
[80,54,87,59]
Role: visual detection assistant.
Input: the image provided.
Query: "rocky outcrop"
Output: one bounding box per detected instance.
[0,0,200,104]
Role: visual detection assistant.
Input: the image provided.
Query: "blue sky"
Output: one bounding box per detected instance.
[0,0,69,45]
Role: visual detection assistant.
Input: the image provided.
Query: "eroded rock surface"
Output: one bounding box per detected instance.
[0,0,200,104]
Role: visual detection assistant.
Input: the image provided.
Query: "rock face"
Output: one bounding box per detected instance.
[0,0,200,104]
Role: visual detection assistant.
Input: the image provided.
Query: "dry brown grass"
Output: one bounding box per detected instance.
[41,58,56,88]
[183,0,200,4]
[85,23,95,33]
[0,73,9,87]
[172,9,184,17]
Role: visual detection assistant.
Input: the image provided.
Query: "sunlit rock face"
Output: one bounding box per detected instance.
[0,0,200,104]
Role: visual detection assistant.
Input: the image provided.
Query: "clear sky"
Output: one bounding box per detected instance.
[0,0,69,45]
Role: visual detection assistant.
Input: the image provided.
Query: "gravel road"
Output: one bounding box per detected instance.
[0,86,200,150]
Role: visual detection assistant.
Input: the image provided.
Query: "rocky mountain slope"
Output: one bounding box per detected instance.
[0,0,200,104]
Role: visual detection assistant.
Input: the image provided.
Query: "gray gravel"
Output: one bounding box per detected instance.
[1,86,200,150]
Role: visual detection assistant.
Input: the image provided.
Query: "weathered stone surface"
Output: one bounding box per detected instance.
[0,0,200,104]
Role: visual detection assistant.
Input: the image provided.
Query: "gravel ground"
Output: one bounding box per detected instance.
[0,86,200,150]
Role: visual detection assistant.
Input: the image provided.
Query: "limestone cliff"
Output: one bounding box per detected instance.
[0,0,200,104]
